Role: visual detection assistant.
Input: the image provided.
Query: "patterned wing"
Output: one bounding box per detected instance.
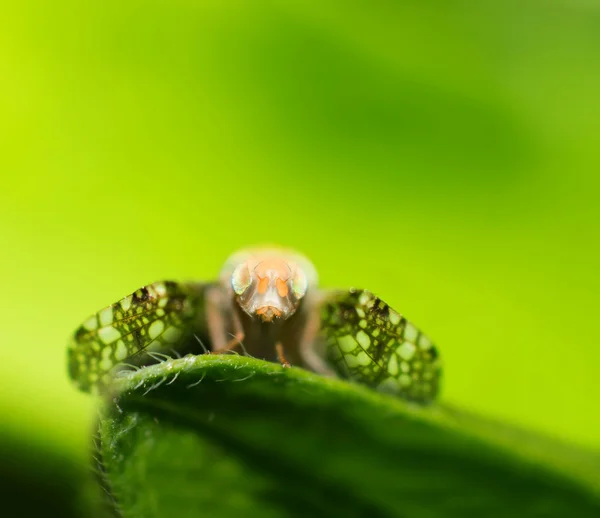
[318,289,441,403]
[68,281,208,393]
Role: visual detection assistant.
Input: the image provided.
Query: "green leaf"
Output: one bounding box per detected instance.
[97,355,600,517]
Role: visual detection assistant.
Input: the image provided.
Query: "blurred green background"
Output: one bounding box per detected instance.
[1,0,599,477]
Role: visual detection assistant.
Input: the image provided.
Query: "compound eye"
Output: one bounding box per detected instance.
[291,270,308,299]
[231,263,251,295]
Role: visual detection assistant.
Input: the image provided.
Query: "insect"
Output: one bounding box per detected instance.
[68,247,441,402]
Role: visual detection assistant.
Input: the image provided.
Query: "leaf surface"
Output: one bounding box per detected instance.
[97,355,600,517]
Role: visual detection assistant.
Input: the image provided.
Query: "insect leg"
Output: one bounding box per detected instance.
[297,299,337,377]
[275,342,291,368]
[205,286,246,353]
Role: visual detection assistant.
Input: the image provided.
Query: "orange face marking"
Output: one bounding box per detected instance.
[276,278,289,298]
[257,275,269,294]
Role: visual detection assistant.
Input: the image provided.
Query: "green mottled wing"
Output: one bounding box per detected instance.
[68,281,208,393]
[319,289,441,403]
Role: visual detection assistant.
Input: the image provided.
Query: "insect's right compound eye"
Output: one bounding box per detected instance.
[232,263,252,295]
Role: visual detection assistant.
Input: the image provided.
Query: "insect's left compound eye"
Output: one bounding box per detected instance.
[232,263,252,295]
[291,269,308,299]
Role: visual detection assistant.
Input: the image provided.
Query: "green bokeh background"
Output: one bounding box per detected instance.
[1,0,599,473]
